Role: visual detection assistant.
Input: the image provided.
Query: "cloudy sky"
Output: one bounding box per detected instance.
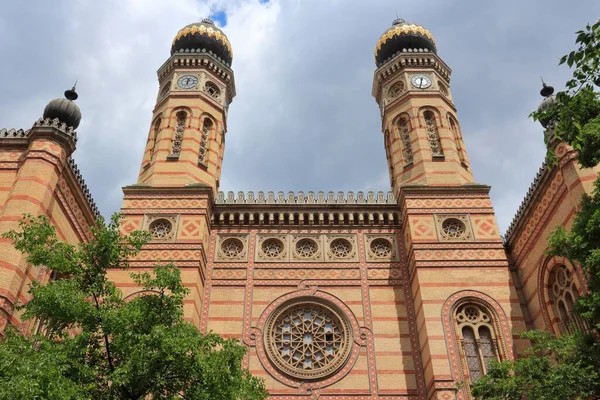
[0,0,598,233]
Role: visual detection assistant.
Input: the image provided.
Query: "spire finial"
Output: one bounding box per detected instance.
[64,80,79,101]
[540,77,554,97]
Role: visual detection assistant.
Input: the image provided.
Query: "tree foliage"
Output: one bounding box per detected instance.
[472,20,600,399]
[0,214,268,400]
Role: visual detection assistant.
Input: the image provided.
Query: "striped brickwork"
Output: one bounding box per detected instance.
[505,142,599,335]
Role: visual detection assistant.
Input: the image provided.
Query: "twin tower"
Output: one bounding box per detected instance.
[138,18,473,196]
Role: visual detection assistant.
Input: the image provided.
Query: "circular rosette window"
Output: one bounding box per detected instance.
[264,298,353,381]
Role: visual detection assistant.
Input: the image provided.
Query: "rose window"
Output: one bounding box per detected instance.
[370,239,392,258]
[221,238,243,258]
[296,239,318,258]
[262,238,284,258]
[441,218,466,239]
[149,219,173,240]
[330,239,352,258]
[204,81,221,99]
[265,299,352,380]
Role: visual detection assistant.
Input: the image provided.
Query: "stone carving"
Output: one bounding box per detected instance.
[424,111,443,156]
[399,118,413,164]
[169,112,186,158]
[144,215,179,242]
[364,234,400,262]
[290,235,324,262]
[198,118,211,166]
[264,297,352,380]
[256,234,288,262]
[435,214,473,242]
[215,234,249,262]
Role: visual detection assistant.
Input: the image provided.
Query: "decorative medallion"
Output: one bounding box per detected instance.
[256,235,288,262]
[215,235,248,262]
[144,215,179,242]
[435,214,473,242]
[388,80,405,99]
[364,234,399,262]
[330,239,352,258]
[264,297,353,381]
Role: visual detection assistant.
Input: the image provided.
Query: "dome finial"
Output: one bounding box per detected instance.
[392,17,406,26]
[540,77,554,97]
[202,17,214,25]
[65,80,78,101]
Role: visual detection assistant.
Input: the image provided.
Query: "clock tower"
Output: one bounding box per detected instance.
[137,18,235,192]
[372,19,512,399]
[372,19,473,198]
[115,19,236,326]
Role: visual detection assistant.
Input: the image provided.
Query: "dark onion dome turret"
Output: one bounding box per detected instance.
[43,85,82,129]
[375,18,436,66]
[537,82,557,128]
[171,18,233,65]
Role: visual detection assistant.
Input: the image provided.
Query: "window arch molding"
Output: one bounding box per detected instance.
[418,106,444,128]
[538,255,586,335]
[198,114,216,166]
[393,113,414,165]
[168,106,193,128]
[442,291,514,386]
[148,115,163,163]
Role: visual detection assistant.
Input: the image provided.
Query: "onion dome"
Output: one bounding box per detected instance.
[171,18,233,65]
[375,18,436,66]
[43,85,81,129]
[537,81,557,128]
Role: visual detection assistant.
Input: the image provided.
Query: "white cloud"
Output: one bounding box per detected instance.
[1,0,599,234]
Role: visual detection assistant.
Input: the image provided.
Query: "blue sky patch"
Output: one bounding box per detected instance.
[211,10,227,27]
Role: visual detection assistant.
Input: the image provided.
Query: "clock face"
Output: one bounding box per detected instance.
[411,74,432,89]
[177,75,198,89]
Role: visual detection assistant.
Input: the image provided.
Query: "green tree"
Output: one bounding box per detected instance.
[0,214,268,400]
[470,20,600,399]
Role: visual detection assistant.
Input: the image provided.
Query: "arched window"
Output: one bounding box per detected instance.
[169,112,186,158]
[388,81,405,99]
[198,118,212,166]
[398,117,413,165]
[423,111,443,156]
[455,303,501,382]
[149,118,161,162]
[438,82,449,97]
[448,117,466,165]
[549,264,586,333]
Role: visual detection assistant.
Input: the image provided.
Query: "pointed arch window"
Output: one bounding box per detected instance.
[398,117,413,165]
[455,303,501,382]
[169,112,186,159]
[423,111,443,156]
[549,264,586,333]
[449,117,466,165]
[198,118,212,166]
[149,118,161,162]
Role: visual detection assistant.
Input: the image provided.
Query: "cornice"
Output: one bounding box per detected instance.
[156,52,236,102]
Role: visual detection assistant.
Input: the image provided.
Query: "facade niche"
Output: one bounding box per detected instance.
[549,264,587,334]
[149,118,161,163]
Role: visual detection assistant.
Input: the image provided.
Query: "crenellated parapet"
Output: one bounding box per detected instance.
[216,190,396,205]
[213,191,400,227]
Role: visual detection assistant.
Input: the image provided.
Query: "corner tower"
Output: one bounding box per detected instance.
[372,19,473,197]
[372,20,526,398]
[138,18,236,191]
[117,19,236,326]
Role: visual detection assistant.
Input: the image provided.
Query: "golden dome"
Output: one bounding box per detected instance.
[171,18,233,65]
[375,19,436,66]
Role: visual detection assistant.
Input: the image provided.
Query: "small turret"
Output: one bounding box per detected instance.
[43,84,82,129]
